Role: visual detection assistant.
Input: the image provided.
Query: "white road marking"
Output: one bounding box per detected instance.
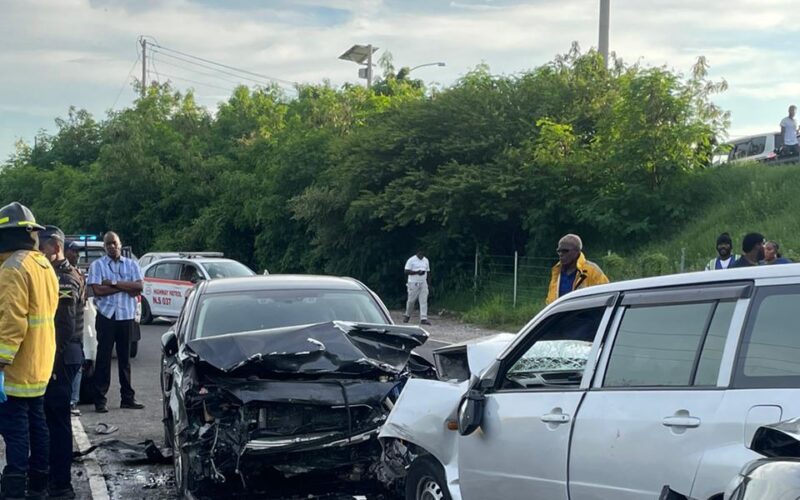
[71,415,111,500]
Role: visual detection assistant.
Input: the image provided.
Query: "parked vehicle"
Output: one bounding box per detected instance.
[722,418,800,499]
[141,254,255,323]
[138,251,224,269]
[380,264,800,500]
[160,275,432,498]
[65,234,137,272]
[721,132,781,164]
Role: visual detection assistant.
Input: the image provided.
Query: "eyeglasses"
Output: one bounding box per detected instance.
[556,248,574,254]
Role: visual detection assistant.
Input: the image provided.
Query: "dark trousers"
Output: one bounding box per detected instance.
[94,313,135,406]
[0,395,49,476]
[44,362,79,488]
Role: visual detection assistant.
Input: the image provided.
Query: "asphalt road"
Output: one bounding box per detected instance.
[72,315,500,499]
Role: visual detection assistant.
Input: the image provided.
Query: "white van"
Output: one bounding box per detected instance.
[722,132,781,164]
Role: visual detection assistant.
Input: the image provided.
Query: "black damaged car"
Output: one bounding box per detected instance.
[159,275,431,498]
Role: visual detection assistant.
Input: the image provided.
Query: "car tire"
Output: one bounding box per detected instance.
[163,409,174,449]
[129,340,138,359]
[405,456,452,500]
[173,421,194,498]
[141,298,153,325]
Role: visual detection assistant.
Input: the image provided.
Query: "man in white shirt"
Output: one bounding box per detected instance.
[780,105,799,156]
[403,250,431,325]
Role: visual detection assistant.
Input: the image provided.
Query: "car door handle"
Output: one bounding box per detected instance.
[541,413,571,424]
[662,416,701,428]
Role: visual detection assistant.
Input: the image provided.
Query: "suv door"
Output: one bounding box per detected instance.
[569,283,749,500]
[691,284,800,499]
[144,261,182,316]
[457,293,616,500]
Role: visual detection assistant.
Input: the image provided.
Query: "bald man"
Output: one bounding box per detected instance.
[87,232,144,413]
[546,234,609,304]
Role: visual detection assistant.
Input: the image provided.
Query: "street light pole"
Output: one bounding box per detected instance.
[599,0,610,66]
[407,62,446,75]
[366,44,373,88]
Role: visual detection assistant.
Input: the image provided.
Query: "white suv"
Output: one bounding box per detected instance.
[382,264,800,500]
[140,255,255,322]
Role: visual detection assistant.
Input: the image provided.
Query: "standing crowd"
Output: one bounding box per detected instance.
[0,201,143,500]
[707,232,792,270]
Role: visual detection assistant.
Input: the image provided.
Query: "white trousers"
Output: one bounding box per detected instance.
[405,282,429,320]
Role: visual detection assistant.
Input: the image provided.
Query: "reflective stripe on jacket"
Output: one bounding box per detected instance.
[546,252,609,305]
[0,250,59,397]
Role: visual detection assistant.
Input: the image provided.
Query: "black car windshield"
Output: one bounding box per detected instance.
[200,261,255,279]
[193,289,387,338]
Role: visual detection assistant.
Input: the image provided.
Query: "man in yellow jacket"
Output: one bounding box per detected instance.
[0,202,58,500]
[546,234,609,305]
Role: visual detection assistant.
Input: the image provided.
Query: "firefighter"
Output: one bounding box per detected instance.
[39,226,83,499]
[0,202,59,500]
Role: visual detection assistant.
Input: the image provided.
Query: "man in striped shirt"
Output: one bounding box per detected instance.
[87,232,144,413]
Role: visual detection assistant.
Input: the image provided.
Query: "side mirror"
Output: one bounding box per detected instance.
[162,331,179,357]
[262,269,270,275]
[457,390,485,436]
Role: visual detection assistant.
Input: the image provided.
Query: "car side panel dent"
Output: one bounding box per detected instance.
[379,378,467,499]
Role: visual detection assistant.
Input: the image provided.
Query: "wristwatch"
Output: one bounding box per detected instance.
[111,279,118,286]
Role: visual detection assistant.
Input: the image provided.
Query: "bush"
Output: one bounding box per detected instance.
[639,252,671,277]
[462,295,544,330]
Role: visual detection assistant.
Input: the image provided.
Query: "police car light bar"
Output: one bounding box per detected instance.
[65,234,99,242]
[178,252,224,259]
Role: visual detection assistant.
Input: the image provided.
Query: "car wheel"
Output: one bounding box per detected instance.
[173,422,193,498]
[405,456,451,500]
[141,298,153,325]
[163,409,174,449]
[129,340,138,359]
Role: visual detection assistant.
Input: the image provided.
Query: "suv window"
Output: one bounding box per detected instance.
[179,264,203,283]
[732,141,750,160]
[748,136,766,156]
[152,262,181,280]
[604,301,736,387]
[500,307,605,390]
[735,286,800,388]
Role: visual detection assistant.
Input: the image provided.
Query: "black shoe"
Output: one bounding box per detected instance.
[420,319,432,325]
[1,473,26,500]
[95,404,108,413]
[120,400,145,410]
[402,315,410,323]
[48,484,75,499]
[27,469,48,500]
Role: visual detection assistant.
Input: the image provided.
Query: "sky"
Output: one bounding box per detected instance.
[3,0,799,161]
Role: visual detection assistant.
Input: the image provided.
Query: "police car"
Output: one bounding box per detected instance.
[140,253,256,323]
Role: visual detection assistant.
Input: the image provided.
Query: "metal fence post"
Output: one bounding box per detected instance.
[680,247,686,273]
[473,245,479,303]
[513,250,519,308]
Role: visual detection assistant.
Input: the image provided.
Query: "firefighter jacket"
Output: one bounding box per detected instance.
[546,252,609,305]
[53,259,84,366]
[0,250,59,397]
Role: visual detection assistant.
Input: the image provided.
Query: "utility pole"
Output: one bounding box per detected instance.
[140,38,147,97]
[599,0,610,66]
[366,44,373,89]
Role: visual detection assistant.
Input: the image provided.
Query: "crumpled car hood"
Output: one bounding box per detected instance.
[185,321,428,376]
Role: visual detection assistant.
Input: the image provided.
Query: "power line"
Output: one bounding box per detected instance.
[111,55,141,109]
[150,51,272,88]
[155,71,235,93]
[151,43,297,87]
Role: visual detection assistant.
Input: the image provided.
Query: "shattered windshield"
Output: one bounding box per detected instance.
[193,289,388,338]
[508,340,593,373]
